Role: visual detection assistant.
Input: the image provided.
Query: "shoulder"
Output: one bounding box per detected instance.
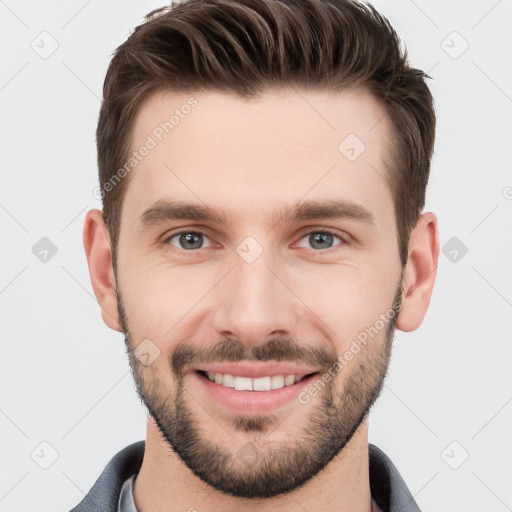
[369,443,422,512]
[68,441,145,512]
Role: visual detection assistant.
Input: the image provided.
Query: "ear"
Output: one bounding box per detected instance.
[396,212,440,332]
[83,209,122,332]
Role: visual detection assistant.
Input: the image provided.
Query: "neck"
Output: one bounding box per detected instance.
[133,417,373,512]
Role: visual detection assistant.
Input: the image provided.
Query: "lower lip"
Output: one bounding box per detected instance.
[191,371,320,415]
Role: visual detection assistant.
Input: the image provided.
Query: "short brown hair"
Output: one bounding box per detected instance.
[97,0,435,268]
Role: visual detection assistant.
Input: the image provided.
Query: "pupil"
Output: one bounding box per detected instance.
[181,232,202,250]
[311,232,332,249]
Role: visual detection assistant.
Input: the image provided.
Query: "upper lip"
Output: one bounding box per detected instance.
[191,362,320,379]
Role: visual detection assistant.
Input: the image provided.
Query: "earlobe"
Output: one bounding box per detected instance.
[396,212,440,332]
[83,209,123,332]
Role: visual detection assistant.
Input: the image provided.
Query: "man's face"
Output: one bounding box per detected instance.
[114,88,404,498]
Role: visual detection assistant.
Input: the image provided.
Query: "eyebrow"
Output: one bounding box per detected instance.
[137,198,376,229]
[275,199,375,227]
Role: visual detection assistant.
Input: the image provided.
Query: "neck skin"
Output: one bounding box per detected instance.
[133,416,374,512]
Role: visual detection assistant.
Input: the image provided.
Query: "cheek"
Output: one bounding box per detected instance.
[287,264,398,344]
[118,256,215,337]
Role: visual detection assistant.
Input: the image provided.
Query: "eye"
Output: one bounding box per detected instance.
[295,229,346,251]
[165,230,215,251]
[163,228,347,253]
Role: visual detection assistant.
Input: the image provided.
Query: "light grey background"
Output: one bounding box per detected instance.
[1,1,511,511]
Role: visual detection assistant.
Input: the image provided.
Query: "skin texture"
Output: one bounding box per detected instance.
[84,88,439,512]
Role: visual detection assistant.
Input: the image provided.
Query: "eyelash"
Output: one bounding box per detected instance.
[162,228,348,254]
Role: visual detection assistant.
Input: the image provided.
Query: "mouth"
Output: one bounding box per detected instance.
[195,369,320,391]
[191,368,322,415]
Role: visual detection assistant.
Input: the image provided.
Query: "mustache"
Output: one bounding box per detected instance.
[170,337,339,379]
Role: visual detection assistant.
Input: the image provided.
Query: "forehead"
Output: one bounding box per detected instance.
[121,88,394,230]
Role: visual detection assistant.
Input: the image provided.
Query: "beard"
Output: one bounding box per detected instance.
[116,279,402,499]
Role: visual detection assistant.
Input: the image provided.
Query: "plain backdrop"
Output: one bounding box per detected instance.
[1,1,511,511]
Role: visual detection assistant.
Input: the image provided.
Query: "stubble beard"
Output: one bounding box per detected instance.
[117,283,402,499]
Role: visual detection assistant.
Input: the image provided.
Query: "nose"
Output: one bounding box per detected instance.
[212,249,301,348]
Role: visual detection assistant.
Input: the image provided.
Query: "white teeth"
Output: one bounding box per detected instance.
[203,371,309,391]
[234,376,253,391]
[252,376,271,391]
[284,375,295,386]
[222,374,235,388]
[271,375,284,389]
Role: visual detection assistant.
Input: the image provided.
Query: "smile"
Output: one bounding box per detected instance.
[198,370,315,391]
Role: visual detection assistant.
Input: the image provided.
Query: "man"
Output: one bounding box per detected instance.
[72,0,439,510]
